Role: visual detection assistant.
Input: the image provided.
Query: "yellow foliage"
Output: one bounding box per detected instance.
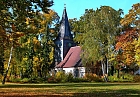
[33,57,39,62]
[120,3,140,27]
[39,29,44,33]
[41,20,46,25]
[49,47,54,62]
[33,37,38,44]
[120,41,136,65]
[134,36,140,66]
[32,25,36,30]
[25,18,30,25]
[23,58,28,61]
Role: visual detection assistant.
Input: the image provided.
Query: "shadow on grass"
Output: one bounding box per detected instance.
[73,89,140,97]
[0,89,140,97]
[0,82,139,88]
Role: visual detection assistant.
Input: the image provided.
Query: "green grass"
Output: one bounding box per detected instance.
[0,82,140,97]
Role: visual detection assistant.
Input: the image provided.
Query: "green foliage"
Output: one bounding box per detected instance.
[108,73,134,82]
[70,7,123,75]
[8,76,47,83]
[9,76,21,83]
[65,73,74,82]
[47,71,88,83]
[19,78,30,83]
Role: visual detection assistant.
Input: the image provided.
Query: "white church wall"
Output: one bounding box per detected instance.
[59,67,85,78]
[63,68,74,74]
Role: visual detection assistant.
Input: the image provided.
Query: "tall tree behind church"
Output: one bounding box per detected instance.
[70,6,123,81]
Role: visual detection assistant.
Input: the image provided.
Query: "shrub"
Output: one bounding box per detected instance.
[47,76,57,83]
[85,73,103,82]
[133,75,140,82]
[8,75,21,83]
[9,78,21,83]
[28,77,44,83]
[123,74,133,81]
[108,75,123,82]
[108,73,134,82]
[20,78,31,83]
[65,73,74,82]
[49,71,88,83]
[55,71,67,82]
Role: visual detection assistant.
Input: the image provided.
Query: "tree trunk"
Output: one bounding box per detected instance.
[2,46,13,84]
[101,61,105,76]
[101,61,108,82]
[111,65,114,76]
[117,69,120,78]
[106,58,109,75]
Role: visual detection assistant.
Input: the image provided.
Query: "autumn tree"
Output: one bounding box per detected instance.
[10,10,59,78]
[110,3,139,77]
[120,3,140,29]
[0,0,54,84]
[114,3,140,76]
[116,28,138,66]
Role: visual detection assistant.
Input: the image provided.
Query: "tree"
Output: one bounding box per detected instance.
[120,3,140,29]
[115,3,140,75]
[120,3,140,65]
[0,0,54,84]
[10,10,59,79]
[71,6,123,81]
[39,10,59,77]
[116,28,138,66]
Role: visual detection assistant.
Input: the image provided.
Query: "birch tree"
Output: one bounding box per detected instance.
[71,6,123,81]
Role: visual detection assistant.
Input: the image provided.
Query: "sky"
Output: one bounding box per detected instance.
[51,0,139,19]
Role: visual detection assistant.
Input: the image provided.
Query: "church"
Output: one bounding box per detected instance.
[54,7,85,78]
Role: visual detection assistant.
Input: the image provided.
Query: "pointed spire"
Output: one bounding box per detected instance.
[58,6,73,40]
[64,4,66,9]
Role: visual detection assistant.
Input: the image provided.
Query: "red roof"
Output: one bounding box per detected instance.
[56,46,82,68]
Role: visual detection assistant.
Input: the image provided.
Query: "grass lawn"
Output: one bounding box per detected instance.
[0,82,140,97]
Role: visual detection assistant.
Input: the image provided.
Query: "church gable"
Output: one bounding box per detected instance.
[56,46,82,68]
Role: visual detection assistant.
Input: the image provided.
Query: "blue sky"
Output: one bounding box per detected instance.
[51,0,139,19]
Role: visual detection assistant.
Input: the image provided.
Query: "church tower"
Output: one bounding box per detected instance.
[54,7,75,65]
